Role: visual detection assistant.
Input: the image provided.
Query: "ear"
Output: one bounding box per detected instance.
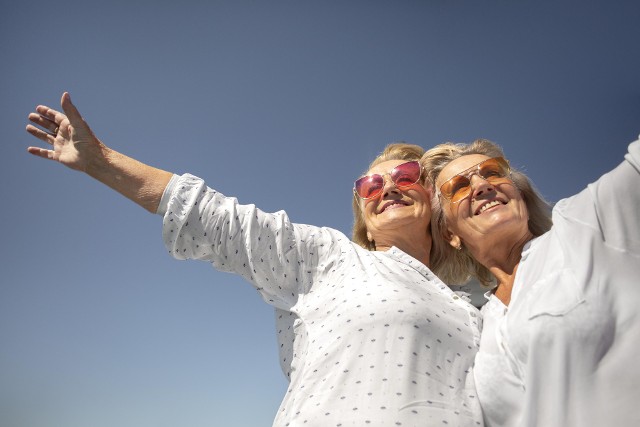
[445,230,462,250]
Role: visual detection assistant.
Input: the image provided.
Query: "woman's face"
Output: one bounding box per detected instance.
[435,154,529,250]
[360,159,433,244]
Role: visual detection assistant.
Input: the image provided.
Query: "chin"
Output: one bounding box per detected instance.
[479,213,526,232]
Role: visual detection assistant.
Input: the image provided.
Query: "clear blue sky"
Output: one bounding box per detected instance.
[2,1,639,426]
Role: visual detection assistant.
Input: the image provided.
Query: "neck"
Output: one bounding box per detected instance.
[490,264,518,306]
[374,233,432,267]
[470,229,533,306]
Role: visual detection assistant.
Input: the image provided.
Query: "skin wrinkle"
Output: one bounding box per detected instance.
[437,154,533,305]
[361,159,433,267]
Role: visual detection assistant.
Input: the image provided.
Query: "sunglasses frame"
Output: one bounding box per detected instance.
[353,160,423,200]
[438,156,511,204]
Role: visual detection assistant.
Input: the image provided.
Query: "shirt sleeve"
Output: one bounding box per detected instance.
[156,174,180,216]
[160,173,345,310]
[554,136,640,253]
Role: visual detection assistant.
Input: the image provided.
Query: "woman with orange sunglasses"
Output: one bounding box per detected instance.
[26,92,484,427]
[421,137,640,427]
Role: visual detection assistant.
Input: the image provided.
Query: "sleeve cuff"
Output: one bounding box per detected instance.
[156,174,181,216]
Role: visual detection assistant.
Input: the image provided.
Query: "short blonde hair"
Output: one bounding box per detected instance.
[421,139,552,286]
[351,143,428,250]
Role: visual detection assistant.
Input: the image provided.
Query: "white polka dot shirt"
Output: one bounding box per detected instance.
[159,174,484,427]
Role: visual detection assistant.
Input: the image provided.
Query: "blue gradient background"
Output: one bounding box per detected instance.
[2,1,639,426]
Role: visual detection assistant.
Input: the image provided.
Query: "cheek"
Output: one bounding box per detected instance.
[414,193,430,210]
[362,200,379,221]
[502,185,528,216]
[441,201,467,232]
[517,199,530,219]
[500,182,521,200]
[415,187,434,211]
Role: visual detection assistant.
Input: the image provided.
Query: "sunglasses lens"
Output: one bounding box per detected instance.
[442,176,472,203]
[354,161,422,199]
[391,161,421,188]
[479,158,509,180]
[355,175,384,199]
[440,157,511,203]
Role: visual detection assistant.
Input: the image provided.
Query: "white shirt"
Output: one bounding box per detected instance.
[475,138,640,427]
[158,174,484,427]
[474,293,522,427]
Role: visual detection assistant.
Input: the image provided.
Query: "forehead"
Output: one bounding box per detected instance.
[437,154,491,185]
[367,159,409,175]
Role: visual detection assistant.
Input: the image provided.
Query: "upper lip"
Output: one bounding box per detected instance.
[474,197,506,215]
[380,200,410,213]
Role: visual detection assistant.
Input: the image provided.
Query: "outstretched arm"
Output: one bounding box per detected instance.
[26,92,173,213]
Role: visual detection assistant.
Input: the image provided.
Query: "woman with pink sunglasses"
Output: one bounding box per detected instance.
[421,137,640,427]
[26,92,484,427]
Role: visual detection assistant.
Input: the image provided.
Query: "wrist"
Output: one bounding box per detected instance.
[84,142,114,178]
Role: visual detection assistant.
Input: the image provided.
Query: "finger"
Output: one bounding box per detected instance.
[35,104,68,128]
[28,112,59,134]
[57,120,72,139]
[26,124,55,145]
[27,146,55,160]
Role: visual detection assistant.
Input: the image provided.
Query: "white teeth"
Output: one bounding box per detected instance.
[383,202,402,212]
[478,200,501,214]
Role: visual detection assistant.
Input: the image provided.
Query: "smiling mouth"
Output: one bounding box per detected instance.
[475,200,505,215]
[381,201,409,213]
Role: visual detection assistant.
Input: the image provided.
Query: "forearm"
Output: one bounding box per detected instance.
[559,137,640,250]
[86,144,173,213]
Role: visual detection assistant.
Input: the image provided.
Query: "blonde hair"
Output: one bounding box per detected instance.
[421,139,552,286]
[351,143,429,250]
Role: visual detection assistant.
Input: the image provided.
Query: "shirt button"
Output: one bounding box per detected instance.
[453,295,460,300]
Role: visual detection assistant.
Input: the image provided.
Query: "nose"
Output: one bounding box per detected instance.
[470,174,494,199]
[381,174,401,197]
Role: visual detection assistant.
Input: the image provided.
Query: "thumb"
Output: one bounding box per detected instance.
[60,92,86,128]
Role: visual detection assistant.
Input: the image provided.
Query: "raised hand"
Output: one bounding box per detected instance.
[26,91,173,212]
[26,92,104,172]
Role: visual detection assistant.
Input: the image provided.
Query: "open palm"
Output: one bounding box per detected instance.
[26,92,103,172]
